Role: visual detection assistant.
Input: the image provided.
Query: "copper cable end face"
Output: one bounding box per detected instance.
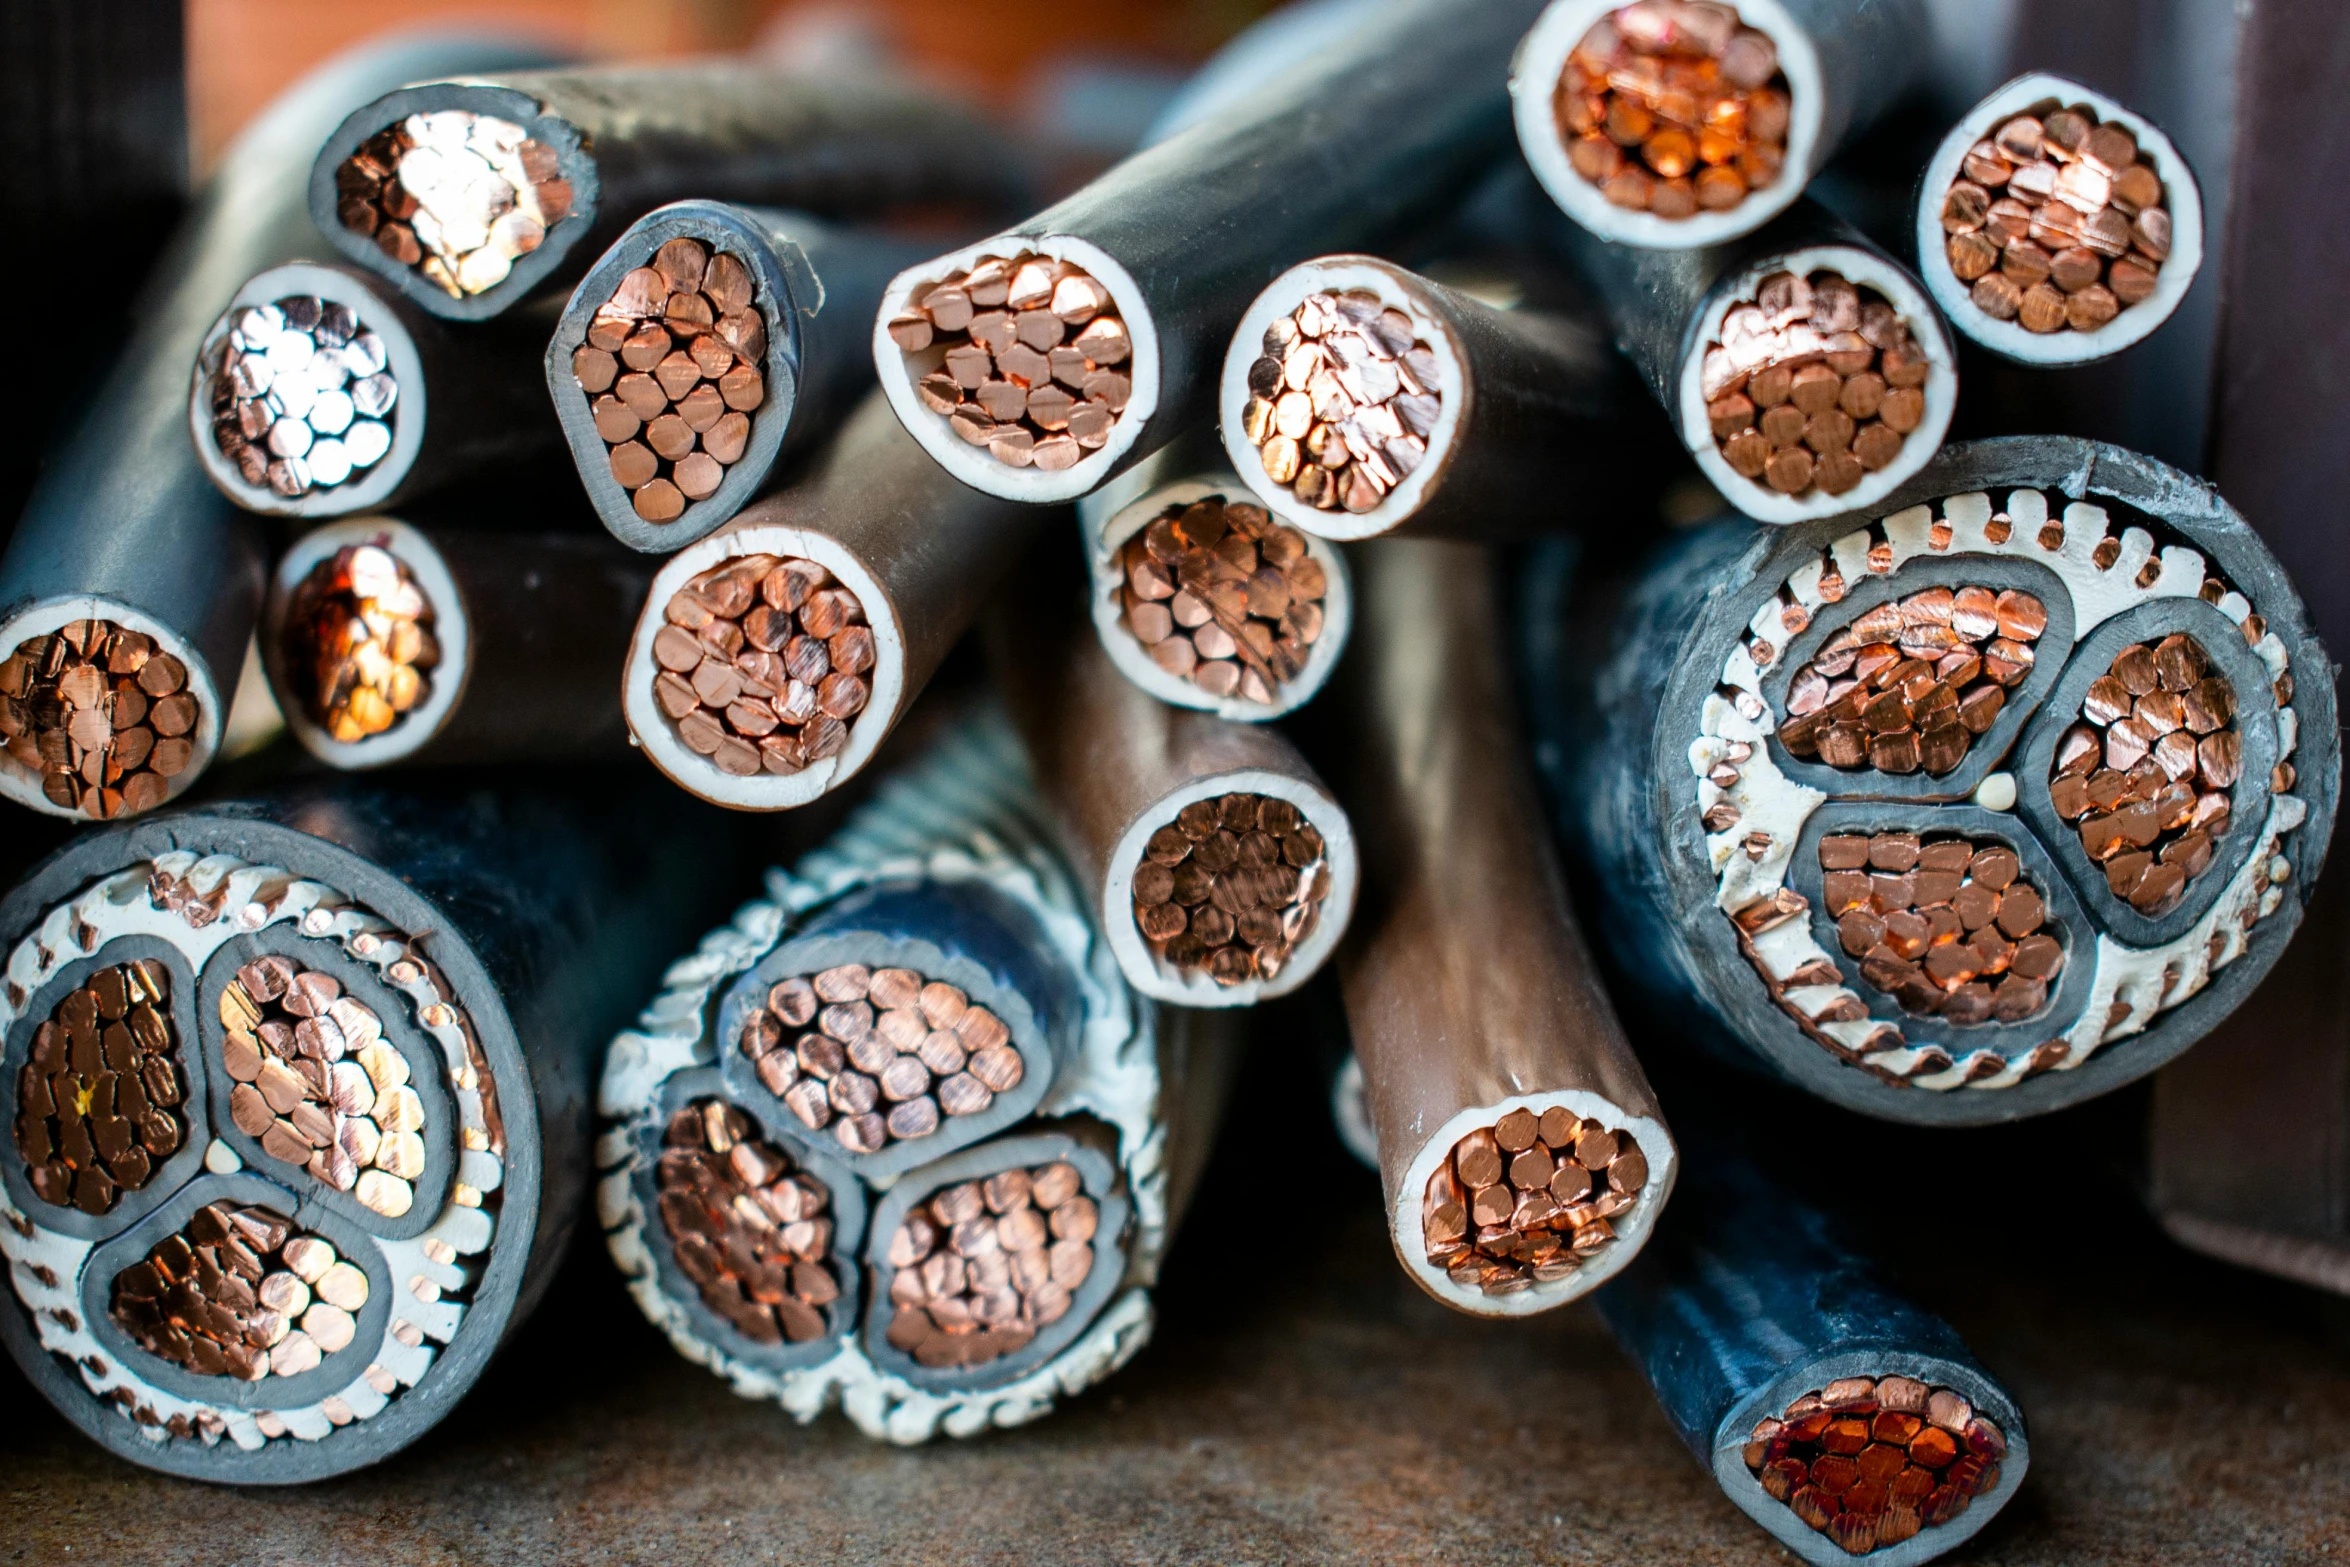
[1777,586,2048,777]
[881,1159,1096,1370]
[886,251,1131,472]
[1133,793,1334,987]
[575,237,767,524]
[334,110,571,299]
[1701,271,1933,503]
[110,1200,371,1382]
[1117,499,1329,705]
[1555,1,1790,220]
[656,1099,842,1345]
[1239,290,1439,517]
[283,544,438,746]
[650,555,873,779]
[1820,833,2064,1025]
[740,966,1023,1155]
[0,621,197,818]
[1744,1377,2010,1555]
[1421,1106,1650,1295]
[2050,634,2238,917]
[203,295,397,500]
[1941,104,2173,337]
[15,959,184,1216]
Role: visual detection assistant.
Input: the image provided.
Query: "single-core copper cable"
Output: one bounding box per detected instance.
[1744,1376,2011,1555]
[1818,833,2065,1026]
[109,1200,371,1382]
[334,111,570,301]
[280,543,438,746]
[203,294,397,499]
[1112,496,1329,706]
[656,1098,842,1345]
[1423,1105,1650,1293]
[1130,793,1335,989]
[14,959,184,1216]
[880,1158,1096,1371]
[0,621,197,819]
[1238,288,1441,517]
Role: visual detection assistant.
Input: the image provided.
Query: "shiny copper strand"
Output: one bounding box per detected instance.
[651,554,873,777]
[0,620,198,817]
[1941,105,2172,335]
[886,252,1131,471]
[2050,634,2237,916]
[1118,498,1329,703]
[573,238,767,523]
[1702,271,1931,499]
[334,111,573,299]
[1554,1,1790,219]
[883,1159,1097,1369]
[284,543,439,744]
[1133,792,1334,986]
[219,955,421,1221]
[111,1199,373,1382]
[1778,586,2049,776]
[14,959,184,1215]
[1240,290,1440,515]
[1820,832,2064,1025]
[206,295,397,497]
[738,964,1023,1155]
[656,1098,841,1345]
[1744,1376,2010,1555]
[1421,1106,1650,1294]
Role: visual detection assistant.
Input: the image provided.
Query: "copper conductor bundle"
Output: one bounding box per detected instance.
[0,621,197,818]
[1116,497,1329,705]
[334,111,571,299]
[1702,270,1928,500]
[882,1160,1096,1370]
[2052,634,2238,917]
[1744,1376,2009,1555]
[1239,289,1440,515]
[572,237,767,525]
[1555,1,1789,220]
[657,1099,841,1345]
[650,554,873,779]
[740,965,1023,1155]
[203,295,397,499]
[282,543,438,744]
[110,1201,372,1382]
[1421,1105,1649,1295]
[1778,587,2047,775]
[886,252,1132,472]
[1822,834,2064,1025]
[219,956,423,1221]
[15,960,184,1215]
[1132,792,1333,987]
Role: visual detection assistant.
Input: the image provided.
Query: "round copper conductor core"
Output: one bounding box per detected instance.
[1744,1376,2010,1555]
[574,237,767,524]
[657,1098,842,1345]
[1422,1105,1649,1295]
[650,554,873,778]
[742,965,1023,1155]
[16,959,185,1215]
[283,543,439,745]
[882,1159,1096,1370]
[1702,270,1930,500]
[1133,792,1333,986]
[886,252,1132,472]
[1117,498,1329,704]
[112,1201,373,1382]
[2051,633,2238,916]
[0,620,197,818]
[1777,586,2047,776]
[1554,1,1789,220]
[334,111,572,299]
[1239,289,1440,515]
[1941,105,2173,336]
[1820,832,2065,1025]
[204,295,397,498]
[220,955,423,1221]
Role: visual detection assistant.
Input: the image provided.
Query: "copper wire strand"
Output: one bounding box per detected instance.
[0,620,197,818]
[657,1098,842,1344]
[1132,792,1334,986]
[882,1158,1096,1369]
[1819,832,2065,1025]
[1116,498,1329,704]
[205,295,397,498]
[1421,1105,1650,1294]
[283,544,438,744]
[1239,289,1440,515]
[650,553,874,778]
[1744,1376,2010,1555]
[14,959,185,1215]
[109,1200,373,1382]
[334,110,572,299]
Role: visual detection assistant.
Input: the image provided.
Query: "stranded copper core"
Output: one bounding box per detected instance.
[0,620,198,818]
[657,1099,841,1345]
[1422,1106,1649,1295]
[284,543,439,744]
[111,1201,372,1381]
[651,554,873,778]
[1555,1,1790,219]
[887,252,1133,471]
[1239,289,1440,515]
[335,111,572,299]
[205,296,396,498]
[1744,1376,2009,1555]
[1133,792,1333,986]
[883,1160,1096,1369]
[15,959,184,1215]
[1820,833,2064,1025]
[573,238,766,523]
[1117,498,1329,705]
